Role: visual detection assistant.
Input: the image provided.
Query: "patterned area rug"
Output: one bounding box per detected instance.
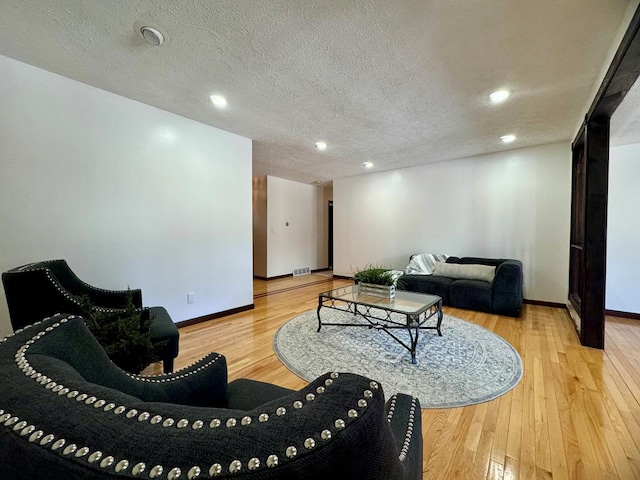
[274,309,523,408]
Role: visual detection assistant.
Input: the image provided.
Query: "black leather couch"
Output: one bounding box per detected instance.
[2,260,179,373]
[398,256,523,317]
[0,314,423,479]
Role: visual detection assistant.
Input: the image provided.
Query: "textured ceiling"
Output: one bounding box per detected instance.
[0,1,633,184]
[612,75,640,146]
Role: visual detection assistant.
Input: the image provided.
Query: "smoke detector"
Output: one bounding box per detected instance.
[134,21,168,46]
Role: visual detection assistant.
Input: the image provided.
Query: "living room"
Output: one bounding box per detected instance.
[1,2,640,479]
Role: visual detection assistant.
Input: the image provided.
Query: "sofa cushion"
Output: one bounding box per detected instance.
[397,275,453,303]
[448,279,492,312]
[433,262,496,282]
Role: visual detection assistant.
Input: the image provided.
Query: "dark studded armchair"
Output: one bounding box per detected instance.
[2,260,179,373]
[0,314,423,479]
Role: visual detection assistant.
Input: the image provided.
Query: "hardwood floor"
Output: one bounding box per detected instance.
[144,279,640,479]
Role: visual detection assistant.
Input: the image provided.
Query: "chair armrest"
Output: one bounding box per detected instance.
[386,394,423,479]
[80,286,143,309]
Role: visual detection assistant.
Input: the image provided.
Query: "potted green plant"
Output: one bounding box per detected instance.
[79,291,160,374]
[353,265,398,298]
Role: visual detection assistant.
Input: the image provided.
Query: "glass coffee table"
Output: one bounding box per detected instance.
[317,285,443,364]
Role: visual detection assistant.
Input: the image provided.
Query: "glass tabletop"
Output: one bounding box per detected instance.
[319,284,441,315]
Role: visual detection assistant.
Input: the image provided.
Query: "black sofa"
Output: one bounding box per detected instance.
[2,259,179,373]
[398,256,523,317]
[0,314,423,479]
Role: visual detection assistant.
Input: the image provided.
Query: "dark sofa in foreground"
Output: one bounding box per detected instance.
[398,256,523,317]
[0,314,422,479]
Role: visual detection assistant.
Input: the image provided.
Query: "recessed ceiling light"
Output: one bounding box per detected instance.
[363,162,374,169]
[315,141,327,151]
[209,95,227,108]
[139,26,164,46]
[501,134,516,143]
[490,90,510,104]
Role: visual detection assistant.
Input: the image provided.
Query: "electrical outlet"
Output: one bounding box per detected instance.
[187,292,195,304]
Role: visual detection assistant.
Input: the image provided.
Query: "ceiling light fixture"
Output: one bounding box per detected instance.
[315,141,327,151]
[209,95,227,108]
[363,162,373,169]
[139,26,164,46]
[501,134,516,143]
[490,90,510,104]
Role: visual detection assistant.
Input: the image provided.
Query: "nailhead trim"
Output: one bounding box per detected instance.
[2,318,380,476]
[398,397,418,462]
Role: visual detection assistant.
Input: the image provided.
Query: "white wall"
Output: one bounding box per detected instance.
[266,176,324,277]
[0,55,253,337]
[607,143,640,314]
[334,142,571,304]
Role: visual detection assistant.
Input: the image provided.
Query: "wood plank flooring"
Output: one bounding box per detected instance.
[144,278,640,479]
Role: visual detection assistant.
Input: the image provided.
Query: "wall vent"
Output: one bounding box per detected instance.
[293,266,311,276]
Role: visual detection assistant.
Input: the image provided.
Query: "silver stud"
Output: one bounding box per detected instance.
[76,393,88,402]
[29,430,43,443]
[258,413,269,423]
[276,407,286,416]
[75,447,90,458]
[293,401,303,409]
[168,467,181,479]
[52,439,66,450]
[209,463,222,476]
[45,381,57,390]
[229,460,242,474]
[358,399,368,408]
[13,420,27,431]
[187,466,201,479]
[226,418,237,427]
[115,459,129,473]
[316,386,325,394]
[88,450,102,463]
[286,446,297,458]
[304,438,316,449]
[321,429,332,440]
[67,390,79,399]
[94,399,106,408]
[114,406,126,415]
[335,419,345,429]
[0,413,10,423]
[241,416,251,426]
[149,465,163,478]
[177,418,189,428]
[126,409,139,419]
[4,416,18,426]
[151,415,163,425]
[248,458,260,470]
[209,419,221,428]
[364,390,373,398]
[266,455,278,468]
[325,379,333,386]
[104,403,116,411]
[132,462,146,476]
[348,409,358,418]
[163,418,175,428]
[306,393,315,402]
[85,396,97,405]
[192,420,203,430]
[331,372,340,379]
[100,456,114,468]
[52,385,63,392]
[138,412,150,422]
[63,444,78,456]
[57,387,69,396]
[370,381,379,390]
[40,434,55,446]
